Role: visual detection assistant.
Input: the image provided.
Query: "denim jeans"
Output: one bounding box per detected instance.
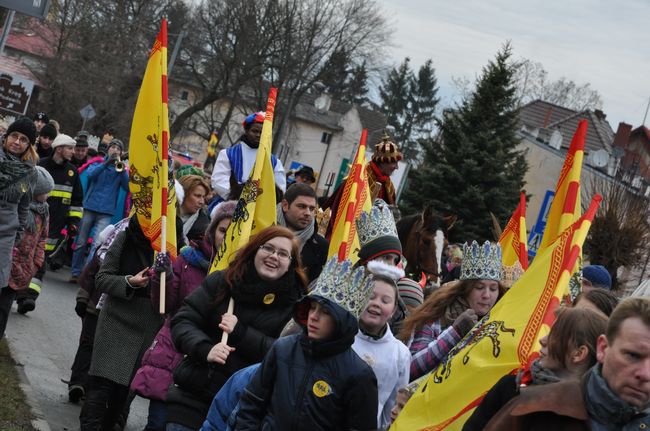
[166,423,195,431]
[71,210,112,276]
[145,399,167,431]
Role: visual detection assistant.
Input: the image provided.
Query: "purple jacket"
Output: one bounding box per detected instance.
[131,244,210,400]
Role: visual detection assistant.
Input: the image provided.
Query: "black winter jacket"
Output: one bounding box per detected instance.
[168,268,304,428]
[235,295,378,431]
[301,230,328,282]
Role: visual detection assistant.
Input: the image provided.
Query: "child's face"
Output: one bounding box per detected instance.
[307,301,336,340]
[34,193,48,202]
[390,389,412,423]
[360,280,396,334]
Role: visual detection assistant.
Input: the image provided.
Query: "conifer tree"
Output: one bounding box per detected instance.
[401,43,527,242]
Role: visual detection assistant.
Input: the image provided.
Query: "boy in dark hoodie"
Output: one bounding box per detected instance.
[235,257,378,431]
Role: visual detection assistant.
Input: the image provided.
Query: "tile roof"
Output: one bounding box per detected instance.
[518,99,614,154]
[5,19,57,59]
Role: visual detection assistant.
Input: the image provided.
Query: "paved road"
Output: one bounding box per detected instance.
[6,267,148,431]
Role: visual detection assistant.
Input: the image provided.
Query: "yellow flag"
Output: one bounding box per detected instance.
[391,194,602,431]
[207,132,218,158]
[128,19,177,257]
[499,192,529,270]
[210,89,278,271]
[537,120,586,256]
[327,129,373,262]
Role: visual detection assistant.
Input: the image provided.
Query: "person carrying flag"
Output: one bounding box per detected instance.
[210,112,286,202]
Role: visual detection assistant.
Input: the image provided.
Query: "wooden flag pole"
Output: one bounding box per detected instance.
[221,298,235,344]
[159,18,169,315]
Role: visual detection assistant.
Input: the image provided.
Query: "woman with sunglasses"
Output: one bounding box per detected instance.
[0,117,38,339]
[166,225,308,430]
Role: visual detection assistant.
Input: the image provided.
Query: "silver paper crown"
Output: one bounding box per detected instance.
[309,257,374,319]
[460,241,503,282]
[356,199,399,247]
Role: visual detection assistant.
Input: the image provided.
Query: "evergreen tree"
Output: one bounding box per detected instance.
[345,61,369,105]
[379,58,413,145]
[401,43,527,242]
[319,47,351,100]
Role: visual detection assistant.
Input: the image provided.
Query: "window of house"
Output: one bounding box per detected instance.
[180,90,189,100]
[321,132,332,144]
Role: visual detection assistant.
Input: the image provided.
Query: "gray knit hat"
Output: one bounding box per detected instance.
[33,166,54,196]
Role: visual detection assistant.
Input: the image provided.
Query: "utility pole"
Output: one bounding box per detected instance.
[167,29,186,77]
[643,97,650,126]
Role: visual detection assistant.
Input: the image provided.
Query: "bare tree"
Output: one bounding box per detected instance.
[583,173,650,290]
[513,59,603,111]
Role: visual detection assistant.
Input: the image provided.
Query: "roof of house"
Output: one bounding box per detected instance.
[5,19,57,59]
[0,55,42,86]
[518,99,614,154]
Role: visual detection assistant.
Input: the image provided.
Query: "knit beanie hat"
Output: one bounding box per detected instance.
[39,123,58,140]
[108,138,124,151]
[33,112,49,123]
[359,236,403,264]
[583,265,612,290]
[6,117,37,145]
[33,166,55,196]
[210,200,237,223]
[51,133,76,149]
[397,277,424,308]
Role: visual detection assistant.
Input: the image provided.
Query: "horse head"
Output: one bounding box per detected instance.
[398,206,456,283]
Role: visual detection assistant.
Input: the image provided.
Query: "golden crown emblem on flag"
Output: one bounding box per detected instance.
[460,241,502,281]
[309,257,374,319]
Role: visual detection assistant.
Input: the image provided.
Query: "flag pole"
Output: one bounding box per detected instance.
[159,18,169,315]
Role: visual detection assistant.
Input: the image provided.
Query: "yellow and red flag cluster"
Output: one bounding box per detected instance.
[327,129,373,262]
[499,191,529,271]
[128,19,177,258]
[210,88,279,272]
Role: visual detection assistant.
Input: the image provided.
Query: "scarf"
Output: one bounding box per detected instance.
[180,245,210,271]
[367,161,396,204]
[276,202,314,251]
[181,210,200,245]
[441,296,470,329]
[516,358,562,387]
[584,364,645,427]
[25,201,49,233]
[0,147,36,204]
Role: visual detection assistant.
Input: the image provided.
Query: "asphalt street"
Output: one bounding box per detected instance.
[6,267,148,431]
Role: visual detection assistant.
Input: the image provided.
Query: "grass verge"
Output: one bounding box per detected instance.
[0,338,37,431]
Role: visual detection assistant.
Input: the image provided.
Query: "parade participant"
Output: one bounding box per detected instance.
[287,165,316,186]
[71,131,90,168]
[276,183,328,281]
[67,218,129,403]
[0,121,40,338]
[70,138,129,283]
[178,174,211,244]
[441,243,463,284]
[131,201,236,431]
[464,307,607,431]
[0,166,45,339]
[210,111,286,201]
[166,226,308,430]
[573,288,619,318]
[33,111,49,132]
[484,297,650,430]
[401,241,506,380]
[79,217,165,430]
[581,264,612,292]
[36,123,57,159]
[352,274,411,430]
[235,257,378,430]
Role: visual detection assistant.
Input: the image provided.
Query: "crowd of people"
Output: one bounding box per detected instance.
[0,111,648,431]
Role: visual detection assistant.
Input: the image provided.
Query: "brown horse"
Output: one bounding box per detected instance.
[396,207,456,283]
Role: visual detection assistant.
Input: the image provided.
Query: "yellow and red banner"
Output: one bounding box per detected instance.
[207,132,218,158]
[128,19,177,257]
[538,120,587,256]
[391,194,603,431]
[210,88,278,271]
[499,191,529,270]
[327,129,372,262]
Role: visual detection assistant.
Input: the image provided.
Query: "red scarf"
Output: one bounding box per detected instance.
[367,161,396,204]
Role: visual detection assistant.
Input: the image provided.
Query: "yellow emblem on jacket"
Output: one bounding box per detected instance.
[312,380,332,398]
[68,169,74,176]
[263,293,275,305]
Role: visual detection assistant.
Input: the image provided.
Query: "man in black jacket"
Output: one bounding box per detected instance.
[276,183,328,282]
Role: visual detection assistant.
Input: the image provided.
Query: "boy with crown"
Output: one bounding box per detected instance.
[235,258,378,430]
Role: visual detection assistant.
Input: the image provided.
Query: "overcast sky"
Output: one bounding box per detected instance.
[377,0,650,130]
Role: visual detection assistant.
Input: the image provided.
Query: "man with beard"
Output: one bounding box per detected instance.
[210,112,286,201]
[276,183,328,282]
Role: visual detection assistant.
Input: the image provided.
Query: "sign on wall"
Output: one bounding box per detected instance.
[527,189,555,260]
[0,71,35,115]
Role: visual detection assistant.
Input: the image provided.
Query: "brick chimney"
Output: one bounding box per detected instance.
[613,122,632,149]
[594,109,606,120]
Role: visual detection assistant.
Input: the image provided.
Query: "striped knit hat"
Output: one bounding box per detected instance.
[397,277,424,308]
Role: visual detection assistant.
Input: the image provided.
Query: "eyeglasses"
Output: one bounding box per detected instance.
[259,244,292,261]
[8,132,30,145]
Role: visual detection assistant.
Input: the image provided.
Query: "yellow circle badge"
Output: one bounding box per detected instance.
[263,293,275,305]
[68,169,74,177]
[312,380,331,398]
